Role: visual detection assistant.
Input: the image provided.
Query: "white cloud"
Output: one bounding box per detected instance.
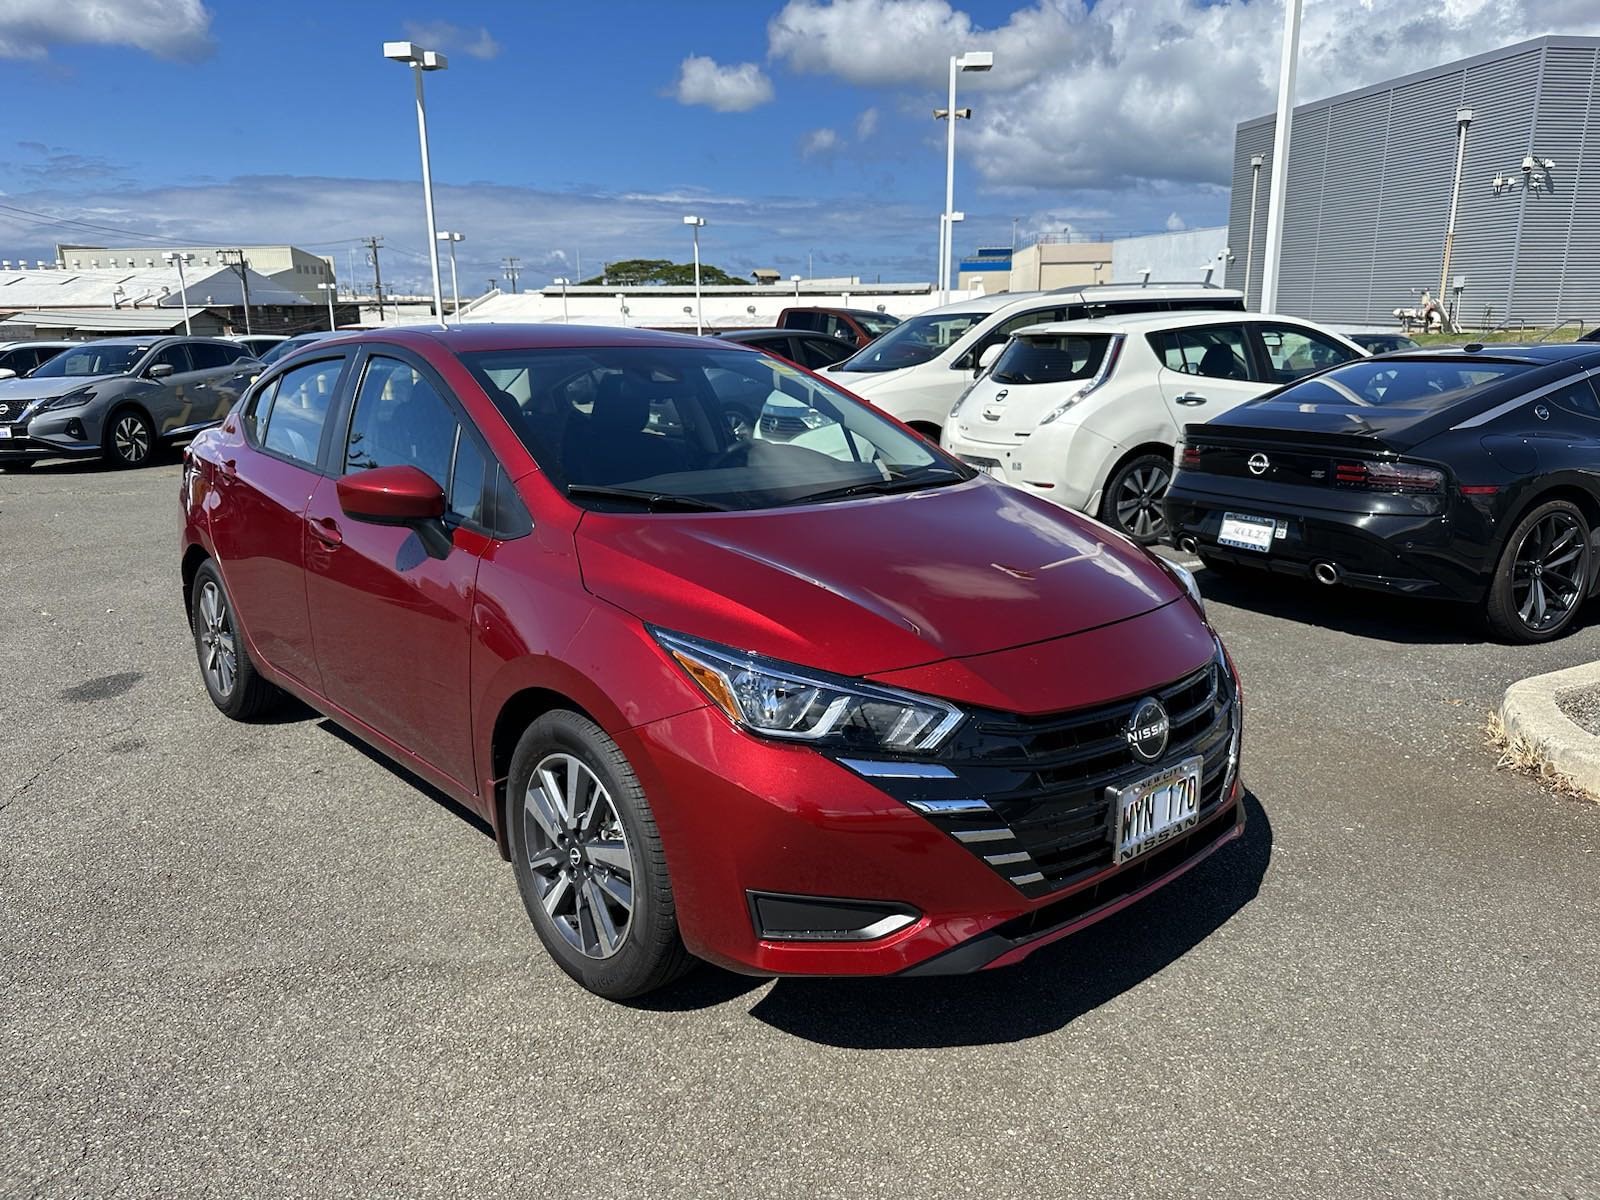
[768,0,1600,193]
[1166,212,1186,232]
[0,0,214,61]
[855,107,880,140]
[402,20,501,60]
[673,55,775,112]
[801,128,840,157]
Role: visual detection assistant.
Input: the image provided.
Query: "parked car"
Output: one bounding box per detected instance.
[941,312,1366,542]
[230,334,288,359]
[777,306,900,348]
[1165,343,1600,642]
[0,340,78,381]
[258,330,347,365]
[0,336,260,470]
[712,329,858,438]
[714,328,856,369]
[823,283,1246,439]
[181,324,1244,999]
[1331,326,1422,355]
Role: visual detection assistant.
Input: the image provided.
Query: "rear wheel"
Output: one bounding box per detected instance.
[1485,499,1591,643]
[190,561,282,718]
[104,408,154,468]
[507,711,694,1000]
[1100,452,1172,544]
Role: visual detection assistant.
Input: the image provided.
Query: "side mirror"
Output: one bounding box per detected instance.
[337,464,446,526]
[0,368,15,381]
[976,343,1005,376]
[148,362,175,379]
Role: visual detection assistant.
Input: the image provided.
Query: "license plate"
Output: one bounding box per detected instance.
[1112,755,1203,864]
[0,427,11,439]
[1218,511,1276,552]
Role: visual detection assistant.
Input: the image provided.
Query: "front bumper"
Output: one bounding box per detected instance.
[617,660,1243,978]
[1165,479,1485,601]
[0,411,101,460]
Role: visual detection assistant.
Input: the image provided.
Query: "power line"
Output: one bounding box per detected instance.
[363,236,386,320]
[502,256,521,294]
[218,249,254,335]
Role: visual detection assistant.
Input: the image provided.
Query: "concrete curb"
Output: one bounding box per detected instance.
[1498,661,1600,799]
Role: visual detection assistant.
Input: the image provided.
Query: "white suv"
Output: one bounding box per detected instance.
[941,311,1366,542]
[822,283,1244,439]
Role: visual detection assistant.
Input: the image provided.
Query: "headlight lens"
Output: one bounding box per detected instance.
[39,387,95,411]
[653,629,965,752]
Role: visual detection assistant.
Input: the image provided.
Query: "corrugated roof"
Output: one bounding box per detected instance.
[0,308,195,331]
[0,265,314,309]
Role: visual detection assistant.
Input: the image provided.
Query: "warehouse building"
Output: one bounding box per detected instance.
[54,243,336,302]
[1226,35,1600,329]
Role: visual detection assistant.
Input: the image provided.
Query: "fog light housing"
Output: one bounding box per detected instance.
[748,892,920,942]
[66,418,86,440]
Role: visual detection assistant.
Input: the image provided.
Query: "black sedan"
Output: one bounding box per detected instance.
[1165,343,1600,642]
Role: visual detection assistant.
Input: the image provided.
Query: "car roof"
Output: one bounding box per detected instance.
[303,323,738,355]
[1016,310,1325,337]
[1378,343,1600,367]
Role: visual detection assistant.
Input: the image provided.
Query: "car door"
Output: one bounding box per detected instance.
[186,341,259,424]
[208,351,351,692]
[301,348,491,792]
[1250,321,1365,385]
[139,343,201,434]
[1151,322,1266,431]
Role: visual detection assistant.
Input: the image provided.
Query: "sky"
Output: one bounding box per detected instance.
[2,0,1597,294]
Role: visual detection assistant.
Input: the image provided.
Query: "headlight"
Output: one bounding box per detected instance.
[38,387,95,412]
[653,629,965,752]
[1165,558,1204,612]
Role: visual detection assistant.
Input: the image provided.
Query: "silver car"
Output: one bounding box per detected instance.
[0,336,260,470]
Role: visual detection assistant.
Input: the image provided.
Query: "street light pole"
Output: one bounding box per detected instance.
[936,50,992,305]
[436,231,463,325]
[163,251,193,335]
[683,215,706,335]
[383,40,449,327]
[1244,154,1264,308]
[551,277,570,323]
[1258,0,1302,313]
[791,274,801,301]
[1439,108,1474,309]
[317,282,337,330]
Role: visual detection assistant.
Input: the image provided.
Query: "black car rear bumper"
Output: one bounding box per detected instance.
[1165,482,1488,603]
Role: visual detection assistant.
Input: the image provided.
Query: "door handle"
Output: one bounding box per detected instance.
[194,382,208,390]
[308,517,343,548]
[1174,393,1208,406]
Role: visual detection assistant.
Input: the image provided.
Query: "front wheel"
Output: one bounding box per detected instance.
[1484,499,1591,642]
[104,408,155,468]
[507,711,694,1000]
[1100,452,1172,544]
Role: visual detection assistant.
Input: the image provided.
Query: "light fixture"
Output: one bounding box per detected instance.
[384,39,449,327]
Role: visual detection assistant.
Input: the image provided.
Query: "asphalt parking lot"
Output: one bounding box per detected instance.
[3,458,1598,1199]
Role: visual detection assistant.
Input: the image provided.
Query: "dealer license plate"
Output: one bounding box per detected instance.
[1112,755,1203,864]
[1218,511,1276,552]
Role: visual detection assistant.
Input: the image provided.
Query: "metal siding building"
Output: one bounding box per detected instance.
[1227,36,1600,328]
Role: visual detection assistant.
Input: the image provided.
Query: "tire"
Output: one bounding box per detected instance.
[507,710,694,1000]
[1100,452,1173,544]
[0,460,33,473]
[1484,498,1592,643]
[190,560,282,719]
[104,407,155,468]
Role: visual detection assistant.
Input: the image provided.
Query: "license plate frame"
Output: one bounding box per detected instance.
[1111,755,1204,865]
[1218,511,1276,553]
[0,427,12,440]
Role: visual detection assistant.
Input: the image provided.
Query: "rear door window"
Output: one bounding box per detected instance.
[147,345,193,376]
[1152,325,1253,380]
[785,311,821,332]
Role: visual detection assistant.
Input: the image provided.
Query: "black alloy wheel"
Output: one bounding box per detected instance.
[1485,499,1591,643]
[1101,453,1172,544]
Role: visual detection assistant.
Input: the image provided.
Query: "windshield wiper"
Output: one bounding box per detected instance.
[782,470,967,507]
[566,484,730,512]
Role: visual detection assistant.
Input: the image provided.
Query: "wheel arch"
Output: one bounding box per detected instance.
[1098,440,1178,505]
[489,687,601,860]
[1494,481,1600,592]
[180,544,211,622]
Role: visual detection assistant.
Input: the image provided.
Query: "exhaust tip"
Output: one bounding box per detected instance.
[1312,561,1339,586]
[1178,536,1198,554]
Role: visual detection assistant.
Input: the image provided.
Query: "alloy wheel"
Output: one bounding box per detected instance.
[196,580,238,697]
[113,415,151,464]
[1512,511,1587,633]
[522,753,635,959]
[1114,463,1171,540]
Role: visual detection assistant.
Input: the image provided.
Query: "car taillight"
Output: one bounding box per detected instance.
[1333,460,1445,493]
[1180,444,1202,467]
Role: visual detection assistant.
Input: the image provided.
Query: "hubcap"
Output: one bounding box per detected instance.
[522,753,634,959]
[1114,463,1171,539]
[114,416,150,463]
[196,580,237,696]
[1512,512,1586,633]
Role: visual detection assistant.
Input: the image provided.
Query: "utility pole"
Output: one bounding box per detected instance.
[502,256,521,293]
[219,249,253,335]
[363,235,386,320]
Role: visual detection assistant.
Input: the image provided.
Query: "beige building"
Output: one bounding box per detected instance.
[1006,239,1114,292]
[55,243,336,302]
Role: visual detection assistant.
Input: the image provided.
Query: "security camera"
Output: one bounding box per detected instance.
[1522,155,1535,174]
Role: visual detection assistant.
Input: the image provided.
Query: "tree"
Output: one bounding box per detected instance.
[579,258,753,286]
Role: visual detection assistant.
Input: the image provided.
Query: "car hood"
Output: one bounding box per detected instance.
[0,374,115,405]
[820,365,911,395]
[575,477,1183,677]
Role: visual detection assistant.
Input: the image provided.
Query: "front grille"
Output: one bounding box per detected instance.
[759,412,809,439]
[847,654,1239,899]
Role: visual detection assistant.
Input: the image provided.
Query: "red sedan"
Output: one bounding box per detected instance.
[180,325,1243,999]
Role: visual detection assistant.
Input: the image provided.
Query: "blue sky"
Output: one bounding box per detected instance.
[3,0,1592,293]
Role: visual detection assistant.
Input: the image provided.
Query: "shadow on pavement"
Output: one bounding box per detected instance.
[315,717,497,842]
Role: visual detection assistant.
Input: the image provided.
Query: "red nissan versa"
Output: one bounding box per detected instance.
[179,325,1244,1000]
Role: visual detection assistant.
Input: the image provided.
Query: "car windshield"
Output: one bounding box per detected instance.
[1280,358,1534,408]
[991,333,1112,385]
[854,312,900,336]
[461,344,971,513]
[30,342,146,378]
[833,311,986,373]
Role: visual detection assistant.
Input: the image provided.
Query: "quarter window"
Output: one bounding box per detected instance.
[257,357,343,466]
[1548,380,1600,420]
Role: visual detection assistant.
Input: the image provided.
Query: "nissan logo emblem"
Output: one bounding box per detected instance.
[1247,453,1270,476]
[993,389,1008,403]
[0,404,8,417]
[1126,697,1170,763]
